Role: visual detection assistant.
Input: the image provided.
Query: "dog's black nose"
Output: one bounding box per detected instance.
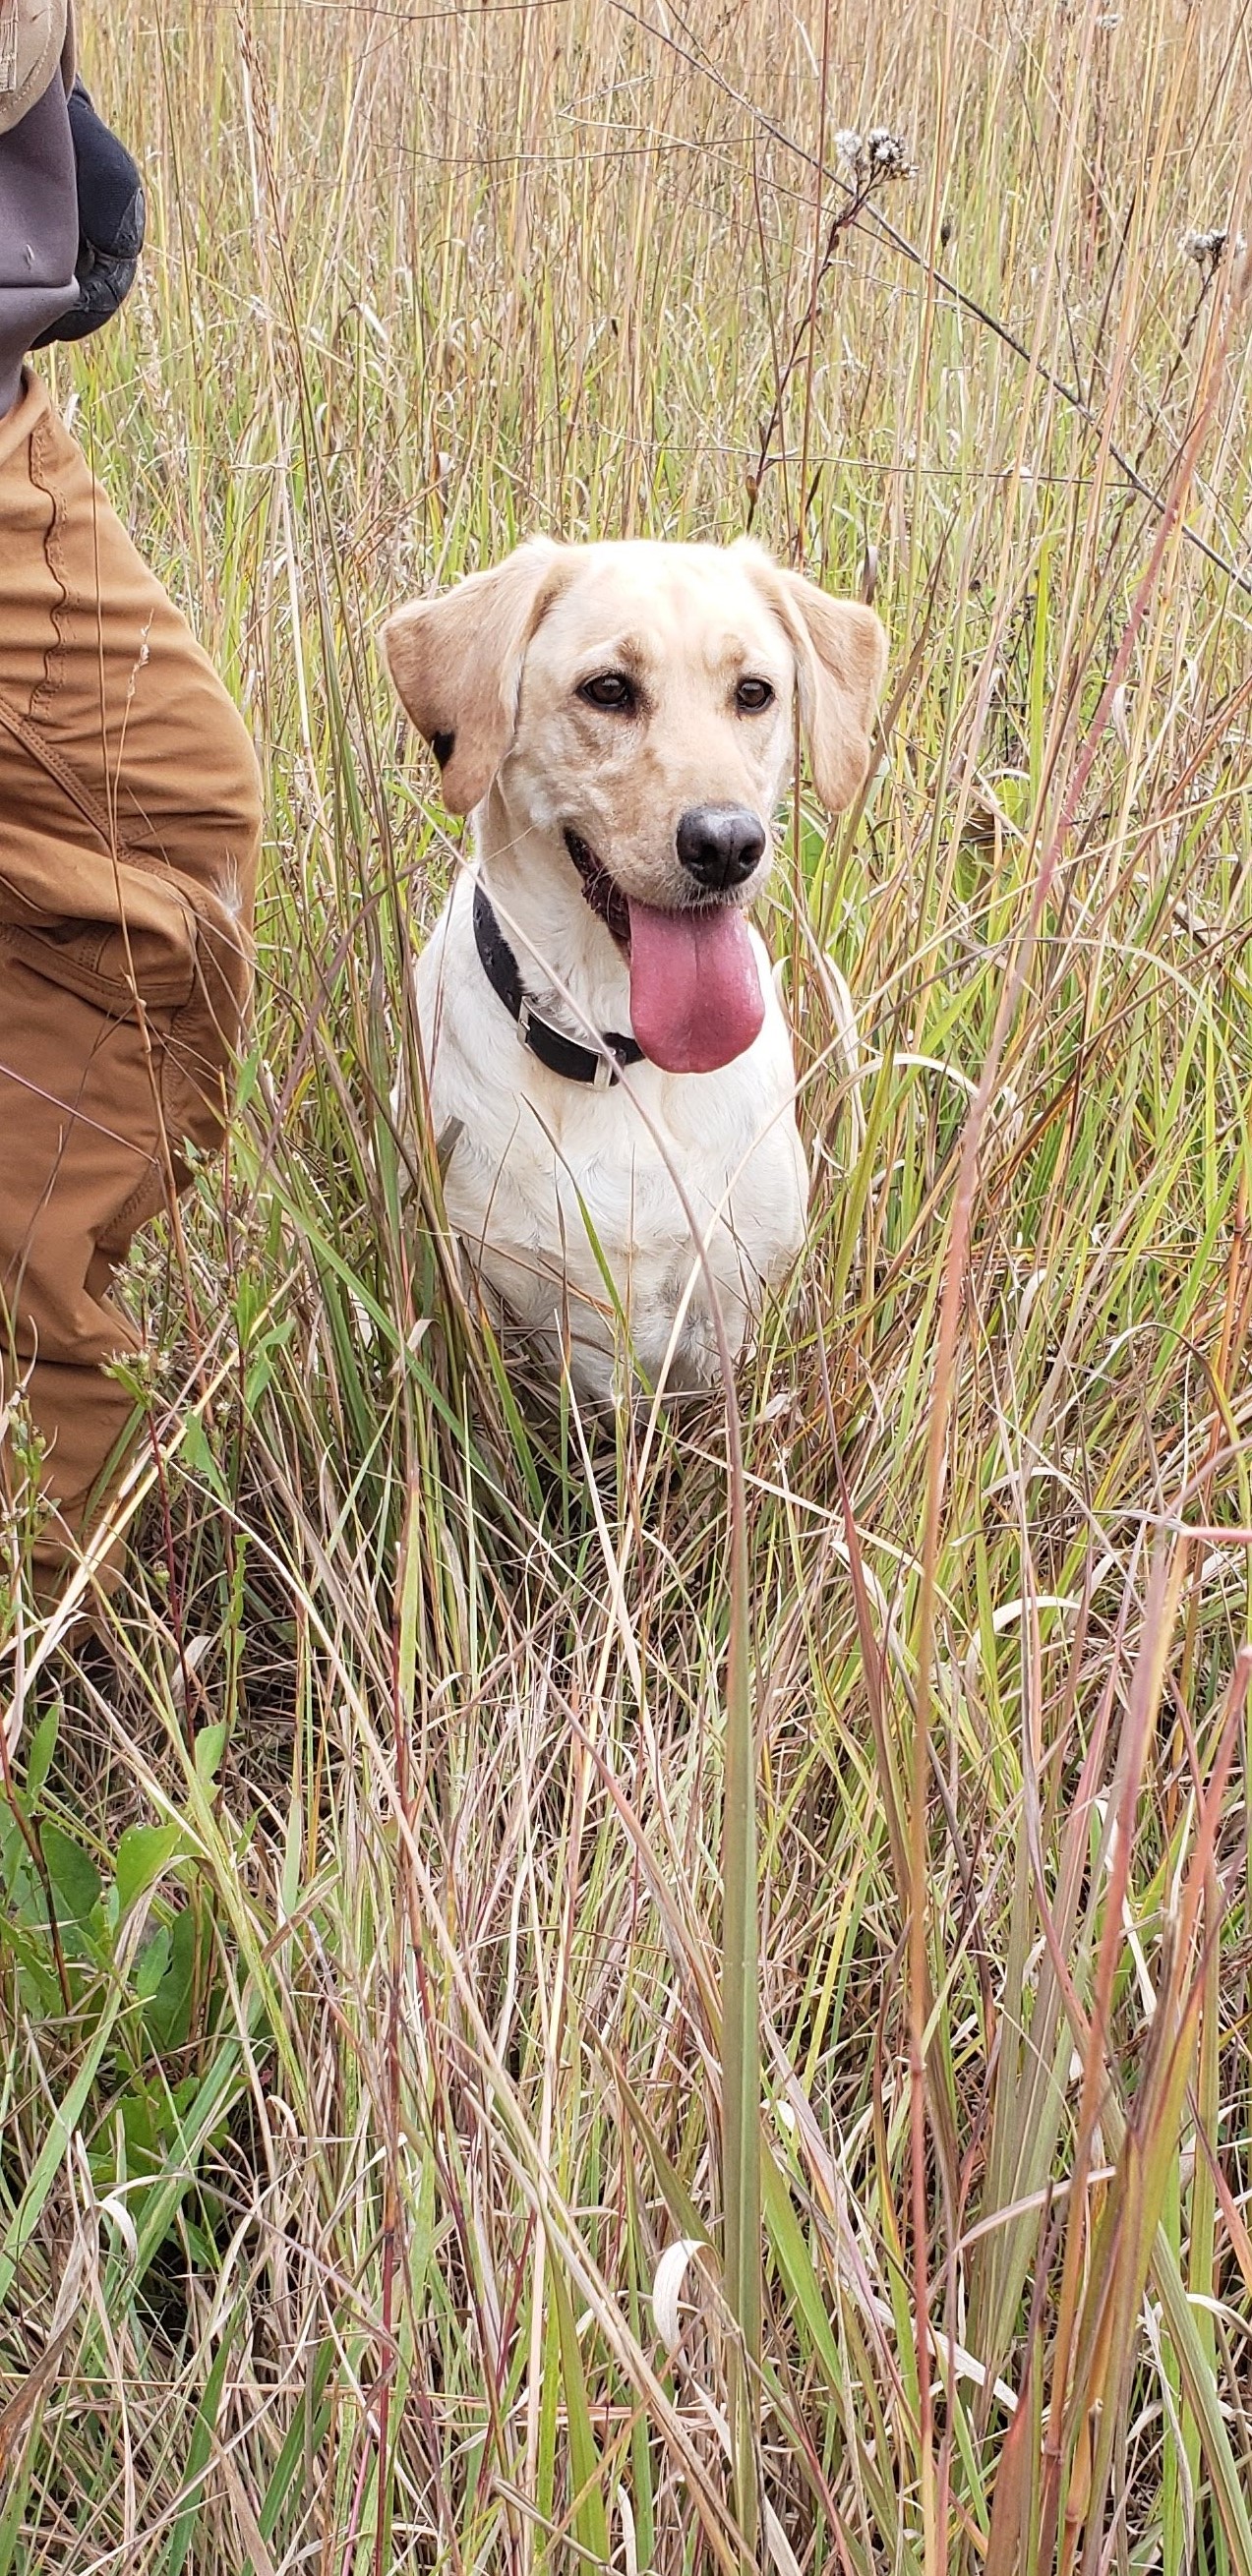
[676,804,767,893]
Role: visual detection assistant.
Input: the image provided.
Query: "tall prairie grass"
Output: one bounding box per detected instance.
[3,2,1252,2569]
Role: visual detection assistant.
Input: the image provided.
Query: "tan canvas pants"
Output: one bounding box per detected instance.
[0,371,261,1599]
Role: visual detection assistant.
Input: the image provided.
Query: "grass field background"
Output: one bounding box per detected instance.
[4,1,1252,2568]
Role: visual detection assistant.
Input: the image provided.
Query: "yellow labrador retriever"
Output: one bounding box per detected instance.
[384,539,885,1407]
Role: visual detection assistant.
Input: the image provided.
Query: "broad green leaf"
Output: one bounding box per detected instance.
[39,1822,102,1926]
[116,1822,186,1919]
[25,1702,61,1802]
[194,1724,227,1786]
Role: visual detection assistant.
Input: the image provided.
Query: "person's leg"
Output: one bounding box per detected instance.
[0,371,262,1596]
[0,953,169,1592]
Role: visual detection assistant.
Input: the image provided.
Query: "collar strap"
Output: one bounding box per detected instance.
[473,882,643,1089]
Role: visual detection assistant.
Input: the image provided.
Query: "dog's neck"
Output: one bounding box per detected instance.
[473,778,631,1038]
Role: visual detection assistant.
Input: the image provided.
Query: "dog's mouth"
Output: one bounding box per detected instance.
[565,829,631,947]
[564,827,765,1076]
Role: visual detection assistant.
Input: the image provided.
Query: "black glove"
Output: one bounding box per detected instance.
[30,82,145,348]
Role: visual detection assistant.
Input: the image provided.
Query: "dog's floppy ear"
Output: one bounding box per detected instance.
[735,542,887,816]
[382,538,571,815]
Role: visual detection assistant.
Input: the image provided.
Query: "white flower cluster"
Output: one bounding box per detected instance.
[834,127,914,185]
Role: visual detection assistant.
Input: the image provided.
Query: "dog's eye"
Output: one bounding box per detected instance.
[736,677,775,712]
[578,672,635,711]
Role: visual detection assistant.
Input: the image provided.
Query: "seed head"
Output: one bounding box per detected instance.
[834,126,914,185]
[1179,224,1245,284]
[864,127,914,180]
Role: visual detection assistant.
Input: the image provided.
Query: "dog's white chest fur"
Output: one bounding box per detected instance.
[418,874,808,1406]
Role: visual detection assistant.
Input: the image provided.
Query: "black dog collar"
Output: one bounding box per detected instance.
[472,882,643,1089]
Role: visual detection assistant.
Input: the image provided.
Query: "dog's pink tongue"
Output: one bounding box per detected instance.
[626,901,765,1074]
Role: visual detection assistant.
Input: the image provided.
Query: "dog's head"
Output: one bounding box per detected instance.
[383,538,886,1074]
